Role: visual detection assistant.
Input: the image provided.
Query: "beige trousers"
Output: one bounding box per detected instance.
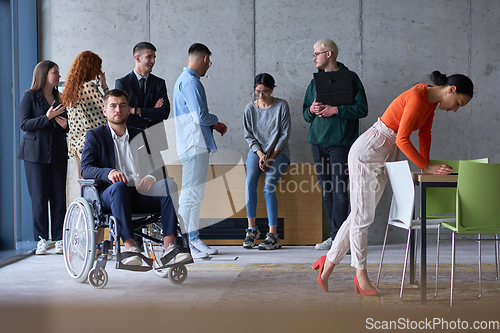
[327,118,397,270]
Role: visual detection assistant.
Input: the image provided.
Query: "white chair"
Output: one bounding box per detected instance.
[376,160,454,298]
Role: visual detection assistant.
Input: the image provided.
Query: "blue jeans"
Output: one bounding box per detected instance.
[245,152,289,227]
[178,146,210,242]
[311,144,350,241]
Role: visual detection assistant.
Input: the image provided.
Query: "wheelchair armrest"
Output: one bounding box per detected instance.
[78,179,102,186]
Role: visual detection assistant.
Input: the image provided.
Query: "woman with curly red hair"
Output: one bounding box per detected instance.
[61,51,108,168]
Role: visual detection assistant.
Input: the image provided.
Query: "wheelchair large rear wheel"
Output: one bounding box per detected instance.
[63,197,96,283]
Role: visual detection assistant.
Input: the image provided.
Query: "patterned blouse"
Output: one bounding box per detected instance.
[67,81,107,157]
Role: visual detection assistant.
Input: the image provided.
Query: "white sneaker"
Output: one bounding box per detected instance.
[190,238,218,255]
[315,237,332,250]
[188,243,209,259]
[161,244,192,266]
[122,246,142,266]
[54,240,63,254]
[36,237,48,255]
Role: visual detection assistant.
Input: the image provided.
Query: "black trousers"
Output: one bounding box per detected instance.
[24,160,67,241]
[311,144,350,241]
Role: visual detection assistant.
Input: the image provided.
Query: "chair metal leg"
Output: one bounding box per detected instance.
[414,229,419,286]
[376,223,390,287]
[435,225,441,296]
[400,228,412,298]
[450,232,456,307]
[478,234,482,298]
[495,234,499,282]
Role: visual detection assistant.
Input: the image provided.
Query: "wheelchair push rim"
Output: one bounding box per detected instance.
[63,197,96,283]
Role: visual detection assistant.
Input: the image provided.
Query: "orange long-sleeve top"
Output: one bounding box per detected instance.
[380,84,438,169]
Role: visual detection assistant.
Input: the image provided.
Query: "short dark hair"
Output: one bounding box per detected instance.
[103,89,130,105]
[430,71,474,98]
[188,43,211,57]
[254,73,275,89]
[133,42,157,56]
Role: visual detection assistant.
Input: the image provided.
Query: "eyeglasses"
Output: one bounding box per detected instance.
[255,89,271,96]
[313,51,329,58]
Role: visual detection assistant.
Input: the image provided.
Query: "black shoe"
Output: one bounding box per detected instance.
[243,227,261,249]
[258,233,282,250]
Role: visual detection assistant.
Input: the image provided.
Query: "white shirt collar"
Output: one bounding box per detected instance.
[133,70,150,82]
[109,125,129,143]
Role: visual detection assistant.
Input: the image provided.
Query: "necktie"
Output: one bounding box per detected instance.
[139,77,146,93]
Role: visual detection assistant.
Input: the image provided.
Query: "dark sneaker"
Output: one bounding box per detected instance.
[258,233,282,250]
[243,227,261,249]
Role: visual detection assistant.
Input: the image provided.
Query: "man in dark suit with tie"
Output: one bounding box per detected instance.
[115,42,170,129]
[115,42,171,249]
[81,89,190,267]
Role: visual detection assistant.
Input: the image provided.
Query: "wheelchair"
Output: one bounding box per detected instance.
[62,179,193,289]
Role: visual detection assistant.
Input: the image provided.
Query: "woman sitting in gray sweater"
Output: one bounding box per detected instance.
[243,73,291,250]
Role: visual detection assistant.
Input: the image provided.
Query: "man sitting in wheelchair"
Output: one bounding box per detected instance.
[80,88,191,267]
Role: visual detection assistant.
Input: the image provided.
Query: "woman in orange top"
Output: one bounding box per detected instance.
[312,71,474,295]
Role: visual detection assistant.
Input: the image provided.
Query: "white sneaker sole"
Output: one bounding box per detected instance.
[175,253,193,264]
[243,241,256,249]
[122,256,142,266]
[190,241,218,255]
[258,243,282,250]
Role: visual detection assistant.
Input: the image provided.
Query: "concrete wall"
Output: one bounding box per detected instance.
[38,0,500,244]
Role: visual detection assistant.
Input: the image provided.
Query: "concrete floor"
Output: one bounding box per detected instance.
[1,236,499,333]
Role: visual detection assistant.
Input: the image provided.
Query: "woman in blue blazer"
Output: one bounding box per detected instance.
[17,60,69,255]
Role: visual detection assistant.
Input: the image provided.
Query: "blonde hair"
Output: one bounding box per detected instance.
[314,39,339,60]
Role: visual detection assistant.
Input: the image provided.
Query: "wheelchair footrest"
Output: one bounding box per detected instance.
[157,257,194,269]
[116,251,154,271]
[159,247,180,267]
[116,262,153,272]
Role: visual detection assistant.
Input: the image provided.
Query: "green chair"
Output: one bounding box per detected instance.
[427,158,487,218]
[439,161,500,306]
[430,158,490,295]
[426,159,461,218]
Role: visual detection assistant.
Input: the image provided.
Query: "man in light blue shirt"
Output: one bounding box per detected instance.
[173,43,227,259]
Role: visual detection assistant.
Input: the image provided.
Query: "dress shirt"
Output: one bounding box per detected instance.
[108,125,154,185]
[173,67,218,156]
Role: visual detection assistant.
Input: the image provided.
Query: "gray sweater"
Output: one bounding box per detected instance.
[244,97,291,161]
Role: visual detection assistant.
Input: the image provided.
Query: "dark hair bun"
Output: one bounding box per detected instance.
[430,70,448,86]
[429,71,474,97]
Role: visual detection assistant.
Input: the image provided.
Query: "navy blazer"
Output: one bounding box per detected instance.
[17,90,68,163]
[115,71,170,129]
[81,124,164,193]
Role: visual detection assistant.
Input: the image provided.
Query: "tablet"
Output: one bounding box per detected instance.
[314,70,354,106]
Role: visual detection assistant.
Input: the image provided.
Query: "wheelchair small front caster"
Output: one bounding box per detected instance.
[167,265,188,285]
[88,267,108,289]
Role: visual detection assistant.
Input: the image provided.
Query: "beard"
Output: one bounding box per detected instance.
[108,115,128,125]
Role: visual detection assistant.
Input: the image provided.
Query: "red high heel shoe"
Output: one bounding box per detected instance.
[354,275,379,296]
[312,255,328,292]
